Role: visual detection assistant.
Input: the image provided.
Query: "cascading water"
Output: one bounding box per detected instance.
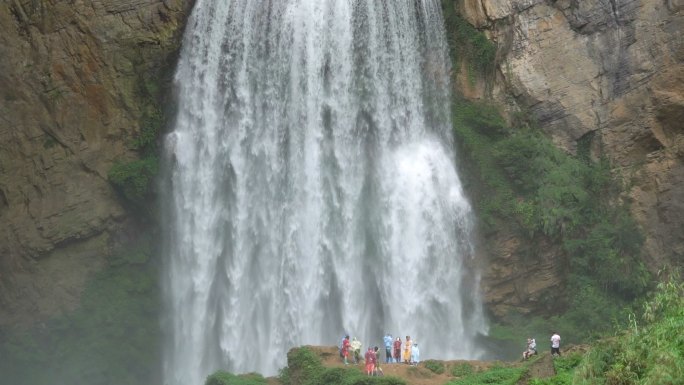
[162,1,487,383]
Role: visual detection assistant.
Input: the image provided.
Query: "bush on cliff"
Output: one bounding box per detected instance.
[205,370,268,385]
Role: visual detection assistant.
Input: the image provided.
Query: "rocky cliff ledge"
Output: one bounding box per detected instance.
[0,0,193,329]
[453,0,684,316]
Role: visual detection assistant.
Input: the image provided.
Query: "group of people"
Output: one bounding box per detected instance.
[522,332,561,360]
[340,333,421,375]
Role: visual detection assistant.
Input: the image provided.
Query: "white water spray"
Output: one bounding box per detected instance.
[162,1,486,383]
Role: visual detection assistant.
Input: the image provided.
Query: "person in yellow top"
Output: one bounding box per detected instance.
[403,336,412,364]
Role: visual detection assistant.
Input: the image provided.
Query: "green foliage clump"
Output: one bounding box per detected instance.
[133,107,164,150]
[0,239,162,385]
[205,370,267,385]
[279,347,406,385]
[424,360,446,374]
[108,155,159,204]
[451,362,474,377]
[108,72,166,209]
[574,274,684,385]
[442,0,497,79]
[447,365,526,385]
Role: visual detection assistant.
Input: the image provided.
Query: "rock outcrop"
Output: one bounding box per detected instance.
[454,0,684,317]
[0,0,193,328]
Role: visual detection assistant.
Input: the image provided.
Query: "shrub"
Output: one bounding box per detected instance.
[205,371,267,385]
[442,0,497,77]
[450,363,473,377]
[108,156,159,205]
[424,360,445,374]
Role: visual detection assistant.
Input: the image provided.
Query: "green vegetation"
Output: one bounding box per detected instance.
[108,154,159,204]
[279,347,406,385]
[574,274,684,385]
[0,239,162,385]
[107,65,168,209]
[520,274,684,385]
[107,105,163,208]
[442,0,497,80]
[450,362,474,377]
[205,370,268,385]
[424,359,446,374]
[451,96,649,341]
[447,365,526,385]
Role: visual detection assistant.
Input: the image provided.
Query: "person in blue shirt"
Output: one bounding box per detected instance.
[383,333,393,363]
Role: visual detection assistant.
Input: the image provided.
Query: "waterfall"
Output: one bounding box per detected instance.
[162,0,486,383]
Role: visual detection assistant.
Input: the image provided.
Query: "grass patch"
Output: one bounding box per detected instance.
[447,365,526,385]
[424,360,446,374]
[450,363,474,377]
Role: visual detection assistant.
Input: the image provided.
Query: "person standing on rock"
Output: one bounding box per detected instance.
[342,335,351,364]
[393,337,402,363]
[411,342,420,365]
[550,332,561,357]
[383,333,393,363]
[351,337,362,364]
[403,336,412,364]
[373,346,384,376]
[365,347,375,375]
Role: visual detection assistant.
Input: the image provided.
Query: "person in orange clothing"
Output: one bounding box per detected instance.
[403,335,412,364]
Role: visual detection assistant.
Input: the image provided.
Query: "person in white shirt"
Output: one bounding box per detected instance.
[523,338,537,360]
[550,332,561,356]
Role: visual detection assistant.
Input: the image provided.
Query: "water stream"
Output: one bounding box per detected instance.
[162,1,486,383]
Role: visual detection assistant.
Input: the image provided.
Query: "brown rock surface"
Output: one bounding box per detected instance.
[449,0,684,316]
[0,0,193,328]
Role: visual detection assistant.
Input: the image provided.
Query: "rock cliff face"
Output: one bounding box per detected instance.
[0,0,193,329]
[453,0,684,316]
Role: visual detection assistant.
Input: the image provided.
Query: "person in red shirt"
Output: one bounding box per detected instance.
[364,347,375,375]
[342,335,351,365]
[393,337,402,363]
